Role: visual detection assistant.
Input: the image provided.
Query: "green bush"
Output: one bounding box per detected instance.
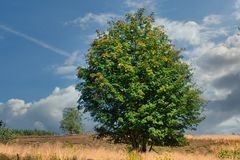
[218,149,240,159]
[0,127,16,144]
[12,129,55,136]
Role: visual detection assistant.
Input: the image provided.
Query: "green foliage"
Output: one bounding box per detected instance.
[160,156,173,160]
[77,8,205,151]
[0,120,54,144]
[218,148,240,159]
[127,151,143,160]
[60,107,82,134]
[12,129,55,136]
[0,124,16,144]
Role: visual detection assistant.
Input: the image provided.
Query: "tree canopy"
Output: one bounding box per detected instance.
[60,107,82,134]
[0,120,15,144]
[77,8,205,152]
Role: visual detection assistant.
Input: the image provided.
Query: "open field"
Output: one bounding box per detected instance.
[1,135,240,159]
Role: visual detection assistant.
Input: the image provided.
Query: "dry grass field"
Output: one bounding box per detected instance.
[1,134,240,160]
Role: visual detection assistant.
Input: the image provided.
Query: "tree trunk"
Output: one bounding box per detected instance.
[140,140,147,152]
[132,138,139,150]
[130,134,139,151]
[149,143,153,152]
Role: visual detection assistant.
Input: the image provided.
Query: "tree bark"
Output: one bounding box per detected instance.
[132,138,139,150]
[149,143,153,152]
[140,140,147,152]
[130,133,139,151]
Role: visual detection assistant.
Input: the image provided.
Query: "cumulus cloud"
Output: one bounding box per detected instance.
[185,30,240,134]
[0,86,95,133]
[196,84,240,134]
[65,13,118,29]
[156,18,203,46]
[218,115,240,129]
[203,15,223,25]
[188,32,240,134]
[193,34,240,100]
[151,2,240,133]
[155,17,228,46]
[0,99,31,117]
[52,51,86,79]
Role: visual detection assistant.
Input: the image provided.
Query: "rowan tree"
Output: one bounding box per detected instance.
[77,8,205,152]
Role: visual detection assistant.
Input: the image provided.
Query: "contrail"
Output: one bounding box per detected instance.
[0,24,70,57]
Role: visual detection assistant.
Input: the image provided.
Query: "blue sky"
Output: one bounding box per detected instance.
[0,0,240,134]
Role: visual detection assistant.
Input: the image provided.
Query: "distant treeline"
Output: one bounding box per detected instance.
[12,129,55,136]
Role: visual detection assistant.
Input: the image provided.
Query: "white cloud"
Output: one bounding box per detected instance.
[218,115,240,128]
[65,13,118,29]
[204,115,240,134]
[155,17,228,47]
[55,65,76,75]
[2,99,31,117]
[0,86,80,132]
[156,18,202,46]
[53,51,86,79]
[153,14,233,102]
[151,3,240,134]
[192,34,240,100]
[203,15,222,25]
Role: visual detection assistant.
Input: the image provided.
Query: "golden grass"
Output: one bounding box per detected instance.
[0,135,240,160]
[0,143,220,160]
[185,134,240,141]
[0,143,127,160]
